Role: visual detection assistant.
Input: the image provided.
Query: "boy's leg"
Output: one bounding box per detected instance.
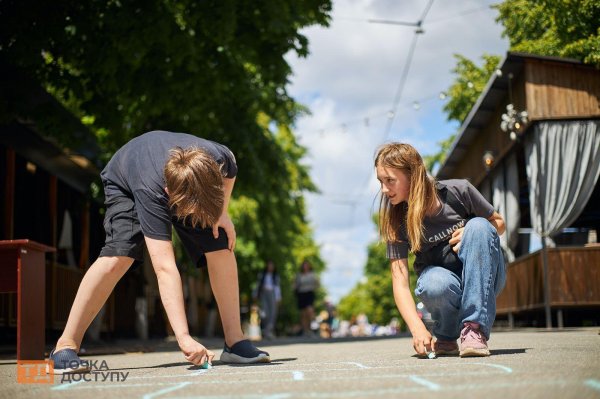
[206,249,270,363]
[205,249,245,347]
[56,256,134,352]
[458,217,506,339]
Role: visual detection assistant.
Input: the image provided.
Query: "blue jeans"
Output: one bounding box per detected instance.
[414,217,506,340]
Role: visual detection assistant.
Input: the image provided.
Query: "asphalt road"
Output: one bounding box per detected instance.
[1,328,599,399]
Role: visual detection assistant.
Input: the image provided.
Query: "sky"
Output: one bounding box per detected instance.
[285,0,510,303]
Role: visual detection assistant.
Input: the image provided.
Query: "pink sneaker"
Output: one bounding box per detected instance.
[434,339,459,356]
[459,322,490,357]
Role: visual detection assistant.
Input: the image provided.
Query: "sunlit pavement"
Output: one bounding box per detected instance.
[1,328,599,399]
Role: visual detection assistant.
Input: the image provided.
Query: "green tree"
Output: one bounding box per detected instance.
[422,54,499,173]
[0,0,332,328]
[495,0,600,67]
[442,54,501,125]
[337,214,417,329]
[423,134,455,173]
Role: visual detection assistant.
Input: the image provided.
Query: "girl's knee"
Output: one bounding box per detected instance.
[415,268,459,304]
[465,217,495,236]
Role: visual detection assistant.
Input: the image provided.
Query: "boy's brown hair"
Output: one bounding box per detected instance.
[164,147,224,228]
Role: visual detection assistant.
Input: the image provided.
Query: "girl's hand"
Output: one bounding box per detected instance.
[449,227,464,253]
[412,327,433,356]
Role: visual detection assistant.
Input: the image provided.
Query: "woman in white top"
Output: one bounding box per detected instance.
[294,260,320,336]
[253,260,281,339]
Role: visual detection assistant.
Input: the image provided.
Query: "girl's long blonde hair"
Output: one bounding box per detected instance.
[375,143,437,253]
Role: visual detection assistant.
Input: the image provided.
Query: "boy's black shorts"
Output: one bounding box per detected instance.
[99,182,229,267]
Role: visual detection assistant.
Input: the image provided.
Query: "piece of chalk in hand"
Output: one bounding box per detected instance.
[201,361,212,369]
[427,351,437,359]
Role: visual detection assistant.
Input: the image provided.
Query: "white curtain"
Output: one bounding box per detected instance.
[492,152,521,261]
[525,120,600,245]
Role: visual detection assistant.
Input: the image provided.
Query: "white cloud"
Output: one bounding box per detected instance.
[287,0,509,303]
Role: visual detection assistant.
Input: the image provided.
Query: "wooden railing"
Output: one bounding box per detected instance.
[497,246,600,314]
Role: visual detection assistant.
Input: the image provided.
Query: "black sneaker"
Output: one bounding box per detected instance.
[220,339,270,364]
[48,348,91,374]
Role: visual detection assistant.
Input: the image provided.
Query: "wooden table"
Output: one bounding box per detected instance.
[0,240,55,360]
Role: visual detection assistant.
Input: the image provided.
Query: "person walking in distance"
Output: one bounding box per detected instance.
[294,260,319,337]
[253,260,281,340]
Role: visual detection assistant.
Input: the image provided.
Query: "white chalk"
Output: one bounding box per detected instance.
[427,351,437,359]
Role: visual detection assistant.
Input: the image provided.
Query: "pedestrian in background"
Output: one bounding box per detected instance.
[253,260,281,340]
[294,260,319,336]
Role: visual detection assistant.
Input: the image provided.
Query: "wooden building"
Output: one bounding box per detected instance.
[436,52,600,328]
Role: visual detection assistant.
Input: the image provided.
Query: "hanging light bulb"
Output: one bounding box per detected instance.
[483,151,495,171]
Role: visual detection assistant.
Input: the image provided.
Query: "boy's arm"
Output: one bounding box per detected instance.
[212,177,236,251]
[390,258,432,355]
[145,236,214,365]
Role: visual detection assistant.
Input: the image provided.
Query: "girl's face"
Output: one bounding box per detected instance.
[376,164,410,205]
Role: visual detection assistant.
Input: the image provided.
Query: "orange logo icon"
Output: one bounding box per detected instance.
[16,360,54,384]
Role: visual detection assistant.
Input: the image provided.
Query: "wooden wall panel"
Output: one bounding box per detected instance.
[548,247,600,306]
[497,246,600,314]
[525,60,600,120]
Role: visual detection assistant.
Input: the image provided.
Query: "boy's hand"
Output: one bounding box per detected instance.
[212,213,236,251]
[178,334,215,366]
[412,327,433,356]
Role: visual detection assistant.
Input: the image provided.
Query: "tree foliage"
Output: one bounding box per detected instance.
[0,0,332,327]
[423,134,455,174]
[442,54,501,125]
[337,214,416,328]
[495,0,600,67]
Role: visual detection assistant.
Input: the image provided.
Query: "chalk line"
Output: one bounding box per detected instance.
[142,382,191,399]
[292,371,304,381]
[585,379,600,391]
[472,362,513,373]
[408,375,441,391]
[345,362,370,369]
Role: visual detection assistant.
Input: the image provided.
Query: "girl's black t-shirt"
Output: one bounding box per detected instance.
[386,179,494,260]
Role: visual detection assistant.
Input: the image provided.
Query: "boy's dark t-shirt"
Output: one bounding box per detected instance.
[100,131,238,241]
[386,179,494,261]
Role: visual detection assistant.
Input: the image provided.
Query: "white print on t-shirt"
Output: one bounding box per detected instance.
[427,219,466,244]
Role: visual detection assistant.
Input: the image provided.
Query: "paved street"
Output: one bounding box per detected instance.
[1,328,599,399]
